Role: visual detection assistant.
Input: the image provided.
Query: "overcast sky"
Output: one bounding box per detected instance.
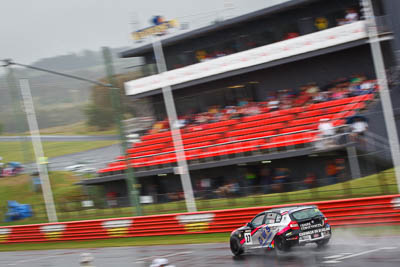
[0,0,288,65]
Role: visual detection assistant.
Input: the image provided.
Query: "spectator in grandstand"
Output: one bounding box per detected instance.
[306,82,320,95]
[349,81,363,96]
[304,172,317,189]
[337,8,359,26]
[359,80,376,94]
[194,112,209,125]
[224,105,237,116]
[149,120,165,134]
[284,32,300,40]
[199,176,212,199]
[238,99,249,107]
[279,98,293,110]
[244,170,257,194]
[325,160,338,185]
[243,102,261,116]
[172,116,187,129]
[260,167,273,194]
[344,8,359,23]
[336,158,347,182]
[312,91,330,103]
[350,116,368,143]
[317,118,336,148]
[272,168,289,192]
[331,86,347,100]
[267,97,280,111]
[228,178,240,196]
[293,85,312,106]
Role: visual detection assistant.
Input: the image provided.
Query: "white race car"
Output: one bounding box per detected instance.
[230,205,331,255]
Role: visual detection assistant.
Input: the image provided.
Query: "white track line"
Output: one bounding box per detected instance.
[324,252,353,259]
[7,255,60,266]
[323,247,397,264]
[135,251,193,263]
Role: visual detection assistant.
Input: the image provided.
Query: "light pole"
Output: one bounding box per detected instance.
[361,0,400,193]
[19,79,58,222]
[1,57,142,217]
[152,38,197,212]
[3,63,31,167]
[102,47,142,215]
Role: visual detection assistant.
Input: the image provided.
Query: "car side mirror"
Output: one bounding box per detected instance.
[247,222,253,228]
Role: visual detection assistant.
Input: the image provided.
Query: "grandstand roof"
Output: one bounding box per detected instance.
[120,0,316,58]
[127,39,369,99]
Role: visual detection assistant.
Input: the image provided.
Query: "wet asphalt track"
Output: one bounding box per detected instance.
[0,233,399,267]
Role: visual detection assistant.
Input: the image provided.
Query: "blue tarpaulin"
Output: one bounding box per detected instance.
[4,201,33,222]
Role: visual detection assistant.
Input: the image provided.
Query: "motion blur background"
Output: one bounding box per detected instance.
[0,0,400,226]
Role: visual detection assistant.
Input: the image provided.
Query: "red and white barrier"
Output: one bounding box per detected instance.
[0,194,399,244]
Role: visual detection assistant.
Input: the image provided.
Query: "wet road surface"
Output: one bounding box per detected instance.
[0,232,399,266]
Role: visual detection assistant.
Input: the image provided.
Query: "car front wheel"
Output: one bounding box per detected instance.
[230,236,244,256]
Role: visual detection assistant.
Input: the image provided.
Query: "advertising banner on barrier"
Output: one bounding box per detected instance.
[102,219,134,237]
[0,194,399,244]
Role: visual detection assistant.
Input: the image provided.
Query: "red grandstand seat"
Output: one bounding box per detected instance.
[135,136,172,147]
[307,95,372,111]
[288,111,352,127]
[128,143,168,153]
[184,148,205,160]
[269,132,317,147]
[184,141,212,149]
[279,124,316,134]
[182,126,228,139]
[152,153,177,165]
[234,120,264,130]
[332,119,346,126]
[326,102,365,114]
[185,120,237,132]
[234,131,276,141]
[141,131,172,141]
[241,113,272,122]
[297,109,322,119]
[183,134,221,145]
[128,150,158,157]
[228,123,285,137]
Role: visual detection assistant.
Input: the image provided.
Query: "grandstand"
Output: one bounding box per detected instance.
[80,0,400,206]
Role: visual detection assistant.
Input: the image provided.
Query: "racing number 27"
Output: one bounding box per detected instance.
[244,233,252,244]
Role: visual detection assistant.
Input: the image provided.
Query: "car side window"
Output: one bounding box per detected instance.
[251,214,265,227]
[265,212,277,224]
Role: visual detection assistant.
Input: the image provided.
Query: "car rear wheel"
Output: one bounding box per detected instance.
[230,236,244,256]
[274,236,291,252]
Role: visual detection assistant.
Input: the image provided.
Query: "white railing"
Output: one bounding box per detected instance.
[125,21,368,96]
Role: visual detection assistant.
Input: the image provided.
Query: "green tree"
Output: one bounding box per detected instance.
[85,71,153,129]
[84,104,114,130]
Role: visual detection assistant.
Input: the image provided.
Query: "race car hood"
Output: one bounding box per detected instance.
[235,224,251,232]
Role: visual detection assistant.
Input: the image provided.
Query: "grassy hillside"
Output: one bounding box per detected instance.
[0,169,397,226]
[30,121,117,136]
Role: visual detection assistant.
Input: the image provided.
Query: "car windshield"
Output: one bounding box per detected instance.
[291,208,323,220]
